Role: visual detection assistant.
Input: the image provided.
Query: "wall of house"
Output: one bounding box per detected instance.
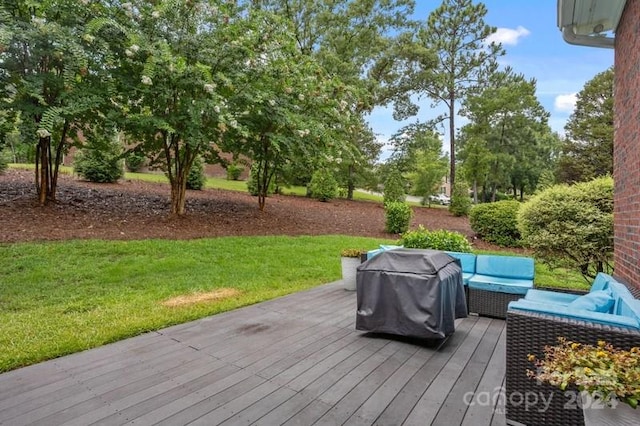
[614,0,640,293]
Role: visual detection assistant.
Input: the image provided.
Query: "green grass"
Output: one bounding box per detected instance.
[0,235,392,373]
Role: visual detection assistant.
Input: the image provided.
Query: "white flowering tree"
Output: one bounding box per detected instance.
[0,0,103,204]
[89,1,256,215]
[223,15,360,210]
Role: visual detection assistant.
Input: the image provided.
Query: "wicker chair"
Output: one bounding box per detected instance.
[505,308,640,426]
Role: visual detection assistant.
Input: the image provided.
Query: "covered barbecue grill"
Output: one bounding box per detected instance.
[355,248,467,339]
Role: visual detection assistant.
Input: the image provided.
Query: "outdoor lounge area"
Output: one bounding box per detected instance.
[0,280,507,426]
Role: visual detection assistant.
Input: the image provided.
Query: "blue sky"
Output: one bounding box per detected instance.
[367,0,614,160]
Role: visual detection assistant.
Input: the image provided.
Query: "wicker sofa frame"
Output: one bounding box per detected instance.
[505,308,640,426]
[468,288,521,319]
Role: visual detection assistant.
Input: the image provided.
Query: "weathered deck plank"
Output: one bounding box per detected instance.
[0,280,507,426]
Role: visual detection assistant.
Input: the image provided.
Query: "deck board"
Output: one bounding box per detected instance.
[0,280,507,425]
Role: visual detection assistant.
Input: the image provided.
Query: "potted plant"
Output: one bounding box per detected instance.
[528,337,639,425]
[341,249,363,291]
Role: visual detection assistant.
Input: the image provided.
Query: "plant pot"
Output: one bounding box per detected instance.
[581,393,638,426]
[341,256,360,291]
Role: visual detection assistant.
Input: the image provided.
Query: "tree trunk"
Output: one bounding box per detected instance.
[448,99,456,189]
[347,164,355,200]
[170,173,188,215]
[35,136,51,206]
[473,179,478,204]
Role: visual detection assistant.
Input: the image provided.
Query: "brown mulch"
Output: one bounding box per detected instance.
[0,169,495,249]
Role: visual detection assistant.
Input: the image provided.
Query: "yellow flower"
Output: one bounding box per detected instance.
[584,367,593,375]
[527,354,536,362]
[571,343,580,350]
[597,351,607,358]
[598,340,607,348]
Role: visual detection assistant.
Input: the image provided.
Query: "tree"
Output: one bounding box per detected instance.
[245,0,413,199]
[460,69,554,201]
[458,133,490,204]
[397,0,503,189]
[556,67,613,183]
[95,1,250,215]
[0,1,104,204]
[221,18,357,210]
[390,122,448,204]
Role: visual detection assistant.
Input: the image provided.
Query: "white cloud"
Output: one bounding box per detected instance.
[554,93,578,113]
[486,26,531,46]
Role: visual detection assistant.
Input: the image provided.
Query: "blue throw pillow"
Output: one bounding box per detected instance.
[568,290,615,313]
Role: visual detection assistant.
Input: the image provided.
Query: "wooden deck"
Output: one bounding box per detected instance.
[0,281,506,426]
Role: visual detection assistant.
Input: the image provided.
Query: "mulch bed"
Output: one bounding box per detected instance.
[0,169,495,249]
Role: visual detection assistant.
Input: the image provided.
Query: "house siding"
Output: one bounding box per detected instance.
[614,0,640,292]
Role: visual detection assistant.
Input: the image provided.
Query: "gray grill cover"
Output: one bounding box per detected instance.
[355,248,467,339]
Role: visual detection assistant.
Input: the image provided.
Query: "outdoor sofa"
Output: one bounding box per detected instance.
[505,273,640,426]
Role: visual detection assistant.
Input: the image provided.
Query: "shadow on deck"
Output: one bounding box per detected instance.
[0,281,506,425]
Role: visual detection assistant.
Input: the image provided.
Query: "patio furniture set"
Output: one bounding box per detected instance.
[359,247,640,425]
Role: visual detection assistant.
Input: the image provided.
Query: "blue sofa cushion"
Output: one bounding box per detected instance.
[591,272,612,292]
[617,297,640,322]
[445,252,476,274]
[462,272,473,285]
[609,281,637,316]
[524,289,579,306]
[468,274,533,295]
[567,290,614,313]
[508,299,640,330]
[475,255,535,280]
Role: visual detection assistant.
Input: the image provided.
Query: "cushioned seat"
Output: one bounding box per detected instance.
[508,299,640,329]
[467,254,535,318]
[524,289,579,305]
[445,252,476,285]
[468,275,533,295]
[462,272,474,285]
[524,272,611,306]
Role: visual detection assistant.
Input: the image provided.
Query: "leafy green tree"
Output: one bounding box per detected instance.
[390,123,448,205]
[458,134,491,204]
[0,1,105,204]
[246,0,412,199]
[221,19,356,210]
[396,0,504,189]
[95,1,250,215]
[460,69,553,201]
[556,67,613,183]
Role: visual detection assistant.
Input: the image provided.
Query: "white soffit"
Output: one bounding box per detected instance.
[558,0,627,35]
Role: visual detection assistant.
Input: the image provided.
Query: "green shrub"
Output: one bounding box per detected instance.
[469,200,522,247]
[226,162,244,181]
[400,225,473,252]
[247,162,275,196]
[125,151,145,172]
[73,132,124,183]
[385,201,412,234]
[518,176,613,279]
[309,168,338,202]
[383,169,405,204]
[449,179,471,216]
[186,156,206,190]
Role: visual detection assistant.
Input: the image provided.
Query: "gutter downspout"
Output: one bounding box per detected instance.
[562,27,615,49]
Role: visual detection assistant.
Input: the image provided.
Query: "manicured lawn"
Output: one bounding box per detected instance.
[0,235,390,373]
